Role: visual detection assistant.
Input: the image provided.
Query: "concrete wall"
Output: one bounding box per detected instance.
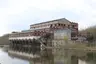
[54,29,71,40]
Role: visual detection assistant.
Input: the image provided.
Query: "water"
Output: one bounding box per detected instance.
[0,48,96,64]
[0,48,29,64]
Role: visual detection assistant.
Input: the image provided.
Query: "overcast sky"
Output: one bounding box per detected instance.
[0,0,96,36]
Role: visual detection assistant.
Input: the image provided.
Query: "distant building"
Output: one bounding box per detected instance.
[9,18,78,40]
[9,18,78,57]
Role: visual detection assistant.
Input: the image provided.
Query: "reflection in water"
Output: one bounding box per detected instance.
[0,48,29,64]
[0,48,96,64]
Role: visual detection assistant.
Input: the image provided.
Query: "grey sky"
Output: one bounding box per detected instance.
[0,0,96,36]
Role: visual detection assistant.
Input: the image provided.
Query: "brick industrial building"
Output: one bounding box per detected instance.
[9,18,78,56]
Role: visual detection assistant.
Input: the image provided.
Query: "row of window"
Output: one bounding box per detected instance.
[30,23,72,29]
[10,30,48,37]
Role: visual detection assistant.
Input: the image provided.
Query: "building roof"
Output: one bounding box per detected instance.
[30,18,71,27]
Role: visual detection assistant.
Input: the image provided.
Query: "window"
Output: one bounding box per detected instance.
[50,24,52,28]
[68,25,70,28]
[72,25,75,28]
[58,23,60,26]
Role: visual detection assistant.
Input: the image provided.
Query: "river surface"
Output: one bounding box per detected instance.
[0,48,96,64]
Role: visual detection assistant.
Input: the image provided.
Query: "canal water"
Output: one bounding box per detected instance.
[0,48,96,64]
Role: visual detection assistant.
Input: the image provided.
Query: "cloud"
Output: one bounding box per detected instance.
[0,0,96,36]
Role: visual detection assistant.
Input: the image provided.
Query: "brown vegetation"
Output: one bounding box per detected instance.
[81,26,96,41]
